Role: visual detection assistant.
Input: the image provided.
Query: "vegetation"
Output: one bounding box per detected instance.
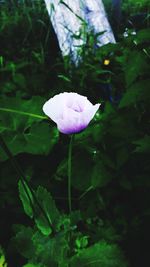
[0,1,150,267]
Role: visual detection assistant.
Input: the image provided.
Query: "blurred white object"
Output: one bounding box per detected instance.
[44,0,115,62]
[123,28,137,38]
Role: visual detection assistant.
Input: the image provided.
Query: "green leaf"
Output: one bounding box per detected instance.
[75,236,89,249]
[13,226,35,259]
[35,186,60,236]
[70,241,128,267]
[0,121,59,161]
[125,52,149,87]
[23,122,59,155]
[58,74,71,82]
[32,231,68,266]
[35,217,52,236]
[133,135,150,153]
[91,162,112,188]
[13,226,68,266]
[0,95,59,160]
[0,96,47,129]
[119,79,150,108]
[135,29,150,45]
[0,246,7,267]
[18,180,33,218]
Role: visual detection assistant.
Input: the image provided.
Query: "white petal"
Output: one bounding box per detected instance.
[43,93,66,123]
[82,103,100,125]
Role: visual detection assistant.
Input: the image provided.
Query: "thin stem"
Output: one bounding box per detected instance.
[68,134,74,213]
[78,185,93,200]
[0,107,47,120]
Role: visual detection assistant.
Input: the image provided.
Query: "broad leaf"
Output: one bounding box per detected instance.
[0,121,58,160]
[13,226,35,259]
[32,231,68,266]
[0,95,59,160]
[13,226,68,267]
[0,96,47,132]
[70,241,128,267]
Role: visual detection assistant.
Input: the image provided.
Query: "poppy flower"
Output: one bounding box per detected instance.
[43,92,100,134]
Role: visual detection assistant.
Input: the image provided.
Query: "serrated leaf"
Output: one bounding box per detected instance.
[32,231,68,266]
[70,241,128,267]
[13,227,68,266]
[35,186,60,236]
[18,180,33,218]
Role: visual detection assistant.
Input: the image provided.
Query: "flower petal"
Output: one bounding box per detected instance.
[43,92,101,134]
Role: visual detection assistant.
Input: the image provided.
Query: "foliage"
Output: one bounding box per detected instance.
[13,183,128,267]
[70,241,127,267]
[0,1,150,267]
[0,95,59,160]
[0,246,7,267]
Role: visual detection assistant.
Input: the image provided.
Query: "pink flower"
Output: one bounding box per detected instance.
[43,92,100,134]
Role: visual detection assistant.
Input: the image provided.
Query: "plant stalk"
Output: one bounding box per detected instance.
[68,134,74,213]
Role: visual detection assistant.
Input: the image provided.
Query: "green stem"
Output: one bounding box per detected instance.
[0,107,47,120]
[78,185,93,200]
[68,134,74,214]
